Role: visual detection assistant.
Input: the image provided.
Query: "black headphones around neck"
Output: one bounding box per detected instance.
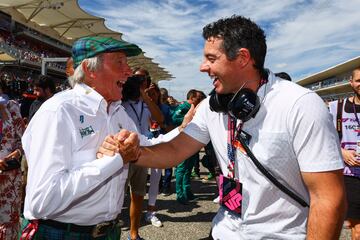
[209,87,260,122]
[209,69,269,121]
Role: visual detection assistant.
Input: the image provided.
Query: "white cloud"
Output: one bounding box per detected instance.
[80,0,360,100]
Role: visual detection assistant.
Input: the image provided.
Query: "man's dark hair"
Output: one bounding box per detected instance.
[275,72,292,81]
[133,67,151,88]
[33,75,56,94]
[160,88,168,97]
[202,15,267,75]
[197,90,206,100]
[187,89,198,100]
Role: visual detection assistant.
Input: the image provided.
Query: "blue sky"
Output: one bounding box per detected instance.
[78,0,360,101]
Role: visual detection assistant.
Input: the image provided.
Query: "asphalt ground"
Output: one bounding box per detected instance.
[119,166,351,240]
[119,168,219,240]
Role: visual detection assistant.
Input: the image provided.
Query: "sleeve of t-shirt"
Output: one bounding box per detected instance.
[328,100,338,128]
[183,99,211,145]
[287,92,344,172]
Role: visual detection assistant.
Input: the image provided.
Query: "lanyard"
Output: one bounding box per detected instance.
[129,101,144,127]
[227,116,243,179]
[226,77,268,179]
[352,98,360,127]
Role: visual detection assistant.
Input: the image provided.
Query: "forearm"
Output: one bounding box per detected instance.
[306,196,346,239]
[136,132,204,169]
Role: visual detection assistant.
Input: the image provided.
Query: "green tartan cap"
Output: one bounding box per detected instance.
[72,36,142,67]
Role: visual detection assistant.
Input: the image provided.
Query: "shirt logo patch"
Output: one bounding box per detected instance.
[79,126,95,138]
[80,115,84,123]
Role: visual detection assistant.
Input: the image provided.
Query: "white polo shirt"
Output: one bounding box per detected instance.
[22,83,177,225]
[184,72,343,239]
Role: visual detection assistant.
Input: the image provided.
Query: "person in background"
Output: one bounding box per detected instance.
[167,95,179,108]
[191,90,207,180]
[0,81,9,104]
[144,83,166,227]
[275,72,292,81]
[28,75,56,121]
[122,68,164,239]
[328,67,360,240]
[0,81,25,240]
[19,88,36,123]
[159,87,175,196]
[172,89,202,204]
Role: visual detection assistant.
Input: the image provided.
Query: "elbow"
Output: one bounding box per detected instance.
[28,187,59,219]
[29,196,50,219]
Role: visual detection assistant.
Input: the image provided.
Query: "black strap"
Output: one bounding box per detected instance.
[336,99,344,141]
[129,101,144,127]
[237,135,309,208]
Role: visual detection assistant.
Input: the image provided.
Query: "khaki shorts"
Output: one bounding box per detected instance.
[126,163,148,196]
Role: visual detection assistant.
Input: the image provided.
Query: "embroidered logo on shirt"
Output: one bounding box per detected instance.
[80,115,84,123]
[79,126,95,138]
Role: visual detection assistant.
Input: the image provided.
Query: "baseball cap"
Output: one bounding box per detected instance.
[72,36,142,67]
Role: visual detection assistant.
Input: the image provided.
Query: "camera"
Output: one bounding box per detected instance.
[122,75,146,101]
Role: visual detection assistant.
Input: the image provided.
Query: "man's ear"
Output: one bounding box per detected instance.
[82,60,96,79]
[237,48,252,68]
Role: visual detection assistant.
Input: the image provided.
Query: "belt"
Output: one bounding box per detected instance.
[38,218,119,238]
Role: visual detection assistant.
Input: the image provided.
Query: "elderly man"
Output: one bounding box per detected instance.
[21,36,189,240]
[100,15,346,239]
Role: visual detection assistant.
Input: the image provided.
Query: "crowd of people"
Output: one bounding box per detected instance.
[0,30,67,70]
[0,14,358,240]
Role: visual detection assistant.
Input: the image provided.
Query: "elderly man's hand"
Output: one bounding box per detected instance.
[97,129,140,164]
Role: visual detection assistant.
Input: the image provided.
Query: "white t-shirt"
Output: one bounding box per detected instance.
[184,71,343,239]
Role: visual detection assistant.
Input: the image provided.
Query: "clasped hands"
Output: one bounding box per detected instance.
[97,129,140,164]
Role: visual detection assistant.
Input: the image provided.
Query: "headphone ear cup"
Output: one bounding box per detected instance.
[209,90,234,113]
[228,88,260,121]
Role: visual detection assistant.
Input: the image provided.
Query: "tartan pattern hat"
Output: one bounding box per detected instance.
[72,36,142,67]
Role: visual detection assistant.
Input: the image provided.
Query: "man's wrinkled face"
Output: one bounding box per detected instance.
[351,70,360,97]
[91,52,132,103]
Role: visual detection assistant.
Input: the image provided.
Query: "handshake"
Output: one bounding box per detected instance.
[96,129,141,164]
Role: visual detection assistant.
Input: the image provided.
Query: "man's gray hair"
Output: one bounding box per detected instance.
[68,55,103,87]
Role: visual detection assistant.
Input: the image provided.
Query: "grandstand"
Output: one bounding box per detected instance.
[297,56,360,101]
[0,0,172,100]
